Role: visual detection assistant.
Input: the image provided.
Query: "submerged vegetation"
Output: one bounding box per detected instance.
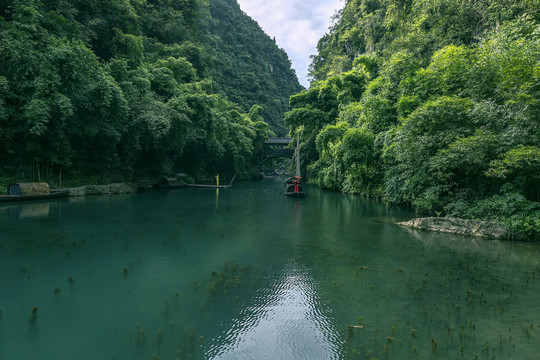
[1,180,539,359]
[0,0,301,184]
[286,0,540,239]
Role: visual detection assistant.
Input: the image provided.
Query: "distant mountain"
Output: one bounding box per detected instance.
[208,0,303,135]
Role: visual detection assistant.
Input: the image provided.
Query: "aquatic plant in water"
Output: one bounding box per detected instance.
[28,306,38,326]
[135,323,147,346]
[156,329,163,346]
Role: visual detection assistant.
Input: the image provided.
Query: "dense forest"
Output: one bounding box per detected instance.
[286,0,540,239]
[0,0,301,184]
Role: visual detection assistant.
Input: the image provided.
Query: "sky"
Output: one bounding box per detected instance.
[236,0,343,88]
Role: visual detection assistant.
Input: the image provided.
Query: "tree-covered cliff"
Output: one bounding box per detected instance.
[0,0,301,183]
[286,0,540,239]
[208,0,303,134]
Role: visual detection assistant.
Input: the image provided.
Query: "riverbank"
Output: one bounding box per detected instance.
[4,179,533,241]
[58,183,136,196]
[58,180,234,196]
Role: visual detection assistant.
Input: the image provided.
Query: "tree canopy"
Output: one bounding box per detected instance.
[0,0,300,183]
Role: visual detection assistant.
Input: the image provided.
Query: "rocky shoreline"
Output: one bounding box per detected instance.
[397,217,508,239]
[59,183,136,196]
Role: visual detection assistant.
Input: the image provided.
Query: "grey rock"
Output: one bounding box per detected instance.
[397,217,508,239]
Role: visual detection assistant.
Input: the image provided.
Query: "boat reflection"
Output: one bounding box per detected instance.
[207,263,343,359]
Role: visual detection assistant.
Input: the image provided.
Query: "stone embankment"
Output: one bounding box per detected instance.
[397,217,508,239]
[61,183,135,196]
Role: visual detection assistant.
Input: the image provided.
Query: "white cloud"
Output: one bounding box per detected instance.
[236,0,343,87]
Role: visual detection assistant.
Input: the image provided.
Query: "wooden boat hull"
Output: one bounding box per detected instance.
[284,182,306,198]
[284,191,306,198]
[0,189,70,202]
[187,184,232,189]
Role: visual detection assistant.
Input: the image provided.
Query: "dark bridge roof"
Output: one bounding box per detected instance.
[265,137,292,145]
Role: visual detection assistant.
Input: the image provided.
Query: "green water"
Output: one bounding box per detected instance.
[0,180,538,360]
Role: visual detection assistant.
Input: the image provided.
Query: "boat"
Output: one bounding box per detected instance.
[284,135,306,198]
[187,174,236,189]
[284,176,305,198]
[187,184,232,189]
[153,175,188,189]
[0,189,70,202]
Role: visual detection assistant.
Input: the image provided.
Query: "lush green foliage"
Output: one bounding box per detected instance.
[309,0,540,83]
[0,0,300,182]
[289,1,540,239]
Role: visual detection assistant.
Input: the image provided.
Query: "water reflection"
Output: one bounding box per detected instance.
[3,202,50,218]
[207,263,342,360]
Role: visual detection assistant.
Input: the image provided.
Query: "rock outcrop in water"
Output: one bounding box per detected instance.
[397,217,508,239]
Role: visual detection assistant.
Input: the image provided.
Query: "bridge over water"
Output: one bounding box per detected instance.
[262,137,293,158]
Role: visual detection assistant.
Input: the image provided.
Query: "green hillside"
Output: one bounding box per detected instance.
[0,0,301,183]
[286,0,540,239]
[208,0,303,134]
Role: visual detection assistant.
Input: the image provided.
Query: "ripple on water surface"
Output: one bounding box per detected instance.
[207,263,343,359]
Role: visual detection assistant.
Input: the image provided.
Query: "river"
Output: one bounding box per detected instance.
[0,180,539,359]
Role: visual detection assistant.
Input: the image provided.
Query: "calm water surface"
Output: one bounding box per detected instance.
[0,180,539,359]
